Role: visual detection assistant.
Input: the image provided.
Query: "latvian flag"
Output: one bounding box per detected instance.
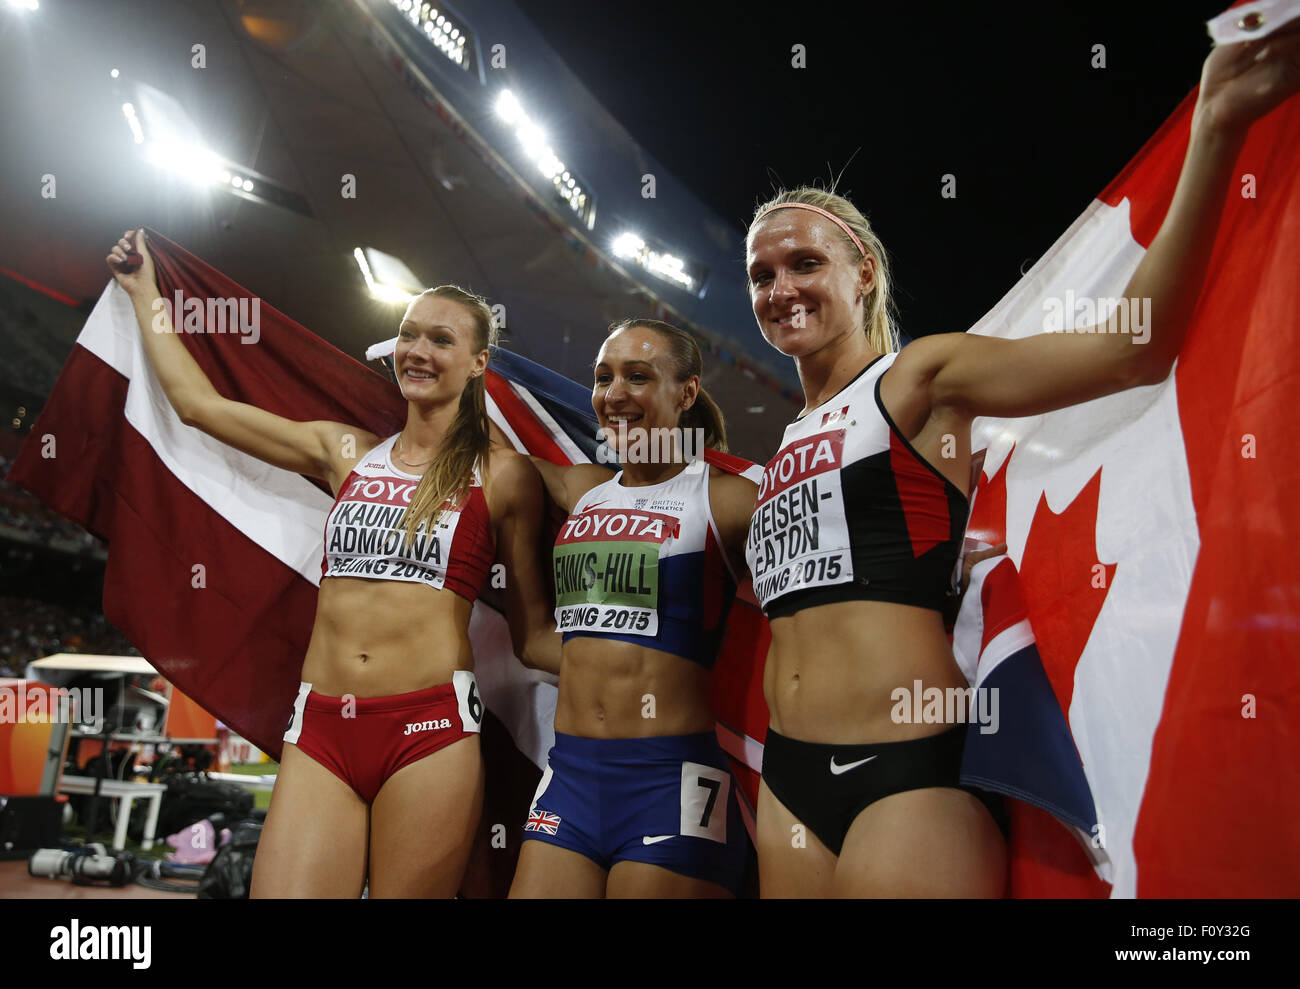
[8,0,1298,895]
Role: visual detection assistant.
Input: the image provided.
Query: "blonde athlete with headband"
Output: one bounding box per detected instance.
[742,32,1300,896]
[508,319,758,898]
[107,230,554,897]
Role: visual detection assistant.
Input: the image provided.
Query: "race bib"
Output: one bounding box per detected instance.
[553,508,678,636]
[325,476,458,586]
[747,429,854,609]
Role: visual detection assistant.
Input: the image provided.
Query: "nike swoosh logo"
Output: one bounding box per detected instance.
[641,835,675,845]
[584,501,610,511]
[829,755,877,775]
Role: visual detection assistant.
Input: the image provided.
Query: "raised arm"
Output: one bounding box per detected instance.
[892,27,1300,422]
[107,229,374,489]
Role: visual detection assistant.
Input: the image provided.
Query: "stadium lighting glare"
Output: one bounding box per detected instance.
[386,0,473,73]
[145,140,226,186]
[120,103,145,144]
[6,0,39,11]
[492,89,595,228]
[612,233,645,259]
[611,231,698,291]
[110,68,120,78]
[496,90,522,124]
[516,122,547,160]
[354,246,422,304]
[646,252,693,288]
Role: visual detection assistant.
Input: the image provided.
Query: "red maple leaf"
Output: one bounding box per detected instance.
[970,449,1116,713]
[971,448,1117,897]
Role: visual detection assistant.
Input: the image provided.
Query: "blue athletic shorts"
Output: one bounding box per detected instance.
[521,731,748,893]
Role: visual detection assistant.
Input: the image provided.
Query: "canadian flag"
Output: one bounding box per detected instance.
[955,12,1300,894]
[7,6,1296,900]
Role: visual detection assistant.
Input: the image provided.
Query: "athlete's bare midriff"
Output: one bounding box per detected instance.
[556,637,716,739]
[300,576,475,696]
[764,599,968,744]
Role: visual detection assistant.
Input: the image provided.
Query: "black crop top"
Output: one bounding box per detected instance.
[744,353,967,619]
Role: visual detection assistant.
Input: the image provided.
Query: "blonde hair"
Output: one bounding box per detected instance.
[401,285,497,548]
[606,318,728,452]
[748,186,900,355]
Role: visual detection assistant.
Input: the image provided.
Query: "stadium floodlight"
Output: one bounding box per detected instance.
[493,89,596,230]
[120,103,144,145]
[612,233,645,259]
[611,230,704,293]
[354,247,422,304]
[516,122,547,160]
[120,81,309,216]
[495,90,523,125]
[131,83,227,186]
[386,0,475,74]
[646,252,693,288]
[144,139,226,186]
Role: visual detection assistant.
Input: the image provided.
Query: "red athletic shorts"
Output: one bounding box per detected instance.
[282,671,483,803]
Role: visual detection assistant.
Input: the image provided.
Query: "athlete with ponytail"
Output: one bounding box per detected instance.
[508,319,757,898]
[742,33,1300,896]
[106,229,554,897]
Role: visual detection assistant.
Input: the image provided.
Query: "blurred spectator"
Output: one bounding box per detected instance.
[0,452,106,554]
[0,596,139,671]
[0,294,67,395]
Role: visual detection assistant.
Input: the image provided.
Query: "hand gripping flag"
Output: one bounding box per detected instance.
[956,1,1300,896]
[10,0,1298,889]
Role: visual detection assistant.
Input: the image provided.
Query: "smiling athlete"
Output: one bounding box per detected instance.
[741,30,1300,896]
[107,230,554,897]
[509,319,758,898]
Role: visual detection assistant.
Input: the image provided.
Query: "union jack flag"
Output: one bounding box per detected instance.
[525,810,561,835]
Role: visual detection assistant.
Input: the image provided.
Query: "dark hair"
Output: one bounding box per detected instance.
[606,318,728,452]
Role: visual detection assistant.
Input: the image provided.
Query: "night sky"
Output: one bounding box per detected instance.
[518,0,1230,340]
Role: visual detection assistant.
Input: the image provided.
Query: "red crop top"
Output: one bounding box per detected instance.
[321,435,495,603]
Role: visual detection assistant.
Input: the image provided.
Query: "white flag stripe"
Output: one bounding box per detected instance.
[974,620,1035,687]
[485,392,528,456]
[507,379,591,465]
[467,603,557,770]
[714,722,764,773]
[1208,0,1300,45]
[80,283,334,584]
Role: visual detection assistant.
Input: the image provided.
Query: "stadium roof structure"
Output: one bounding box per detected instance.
[0,0,802,461]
